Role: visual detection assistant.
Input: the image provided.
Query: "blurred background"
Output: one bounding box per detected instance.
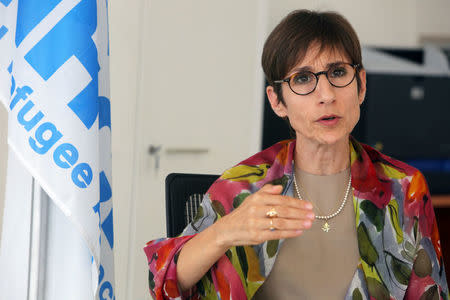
[1,0,449,299]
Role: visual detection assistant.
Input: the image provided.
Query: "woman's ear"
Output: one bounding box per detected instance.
[358,69,367,105]
[266,85,288,118]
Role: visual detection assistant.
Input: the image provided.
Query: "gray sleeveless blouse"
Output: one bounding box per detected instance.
[253,167,359,299]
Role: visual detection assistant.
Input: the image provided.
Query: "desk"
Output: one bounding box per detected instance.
[433,198,450,286]
[433,195,450,208]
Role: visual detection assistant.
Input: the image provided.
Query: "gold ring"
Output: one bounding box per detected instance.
[266,207,278,218]
[269,219,275,231]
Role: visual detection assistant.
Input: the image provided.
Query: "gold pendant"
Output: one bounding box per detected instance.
[322,222,330,232]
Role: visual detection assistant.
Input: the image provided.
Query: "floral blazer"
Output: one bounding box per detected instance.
[144,137,449,300]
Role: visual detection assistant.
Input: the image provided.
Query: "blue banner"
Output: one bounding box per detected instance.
[0,0,114,298]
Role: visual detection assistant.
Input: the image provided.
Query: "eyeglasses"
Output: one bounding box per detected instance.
[274,63,360,96]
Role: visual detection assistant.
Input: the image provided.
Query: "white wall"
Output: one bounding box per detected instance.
[417,0,450,40]
[267,0,418,47]
[108,0,142,298]
[266,0,450,48]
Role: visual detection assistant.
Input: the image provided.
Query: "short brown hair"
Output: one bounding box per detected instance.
[262,9,364,104]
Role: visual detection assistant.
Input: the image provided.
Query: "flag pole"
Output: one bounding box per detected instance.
[27,179,48,300]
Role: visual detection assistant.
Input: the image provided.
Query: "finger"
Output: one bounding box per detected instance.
[249,216,312,231]
[269,206,315,220]
[265,217,313,231]
[262,194,313,210]
[260,184,283,194]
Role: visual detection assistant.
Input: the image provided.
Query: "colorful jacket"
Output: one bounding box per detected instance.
[144,137,449,300]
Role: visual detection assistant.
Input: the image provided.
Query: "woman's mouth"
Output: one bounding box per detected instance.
[317,115,341,126]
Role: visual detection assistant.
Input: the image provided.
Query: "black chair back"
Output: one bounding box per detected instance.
[165,173,219,237]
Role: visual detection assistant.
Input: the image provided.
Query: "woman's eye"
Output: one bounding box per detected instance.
[330,67,347,78]
[293,73,313,84]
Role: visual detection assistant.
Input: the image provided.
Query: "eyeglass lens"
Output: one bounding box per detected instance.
[289,63,356,95]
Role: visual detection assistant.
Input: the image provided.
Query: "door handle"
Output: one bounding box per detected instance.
[148,145,162,171]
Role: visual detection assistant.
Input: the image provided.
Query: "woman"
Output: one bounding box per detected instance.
[144,10,448,299]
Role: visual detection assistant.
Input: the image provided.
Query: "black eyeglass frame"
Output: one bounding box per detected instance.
[273,63,360,96]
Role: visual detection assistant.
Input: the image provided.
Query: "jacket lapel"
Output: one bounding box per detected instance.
[350,138,415,300]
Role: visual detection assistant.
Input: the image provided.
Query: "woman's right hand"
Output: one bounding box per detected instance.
[176,184,315,291]
[212,184,316,249]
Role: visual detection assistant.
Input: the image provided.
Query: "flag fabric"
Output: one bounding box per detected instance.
[0,0,114,298]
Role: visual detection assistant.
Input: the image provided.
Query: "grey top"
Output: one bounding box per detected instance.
[253,167,359,299]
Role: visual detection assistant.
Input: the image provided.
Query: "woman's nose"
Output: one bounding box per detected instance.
[315,74,336,104]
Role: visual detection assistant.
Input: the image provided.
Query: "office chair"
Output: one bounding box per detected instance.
[165,173,220,237]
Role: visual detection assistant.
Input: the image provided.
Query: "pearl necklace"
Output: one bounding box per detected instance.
[293,171,352,232]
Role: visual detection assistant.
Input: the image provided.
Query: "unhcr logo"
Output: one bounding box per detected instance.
[15,0,110,130]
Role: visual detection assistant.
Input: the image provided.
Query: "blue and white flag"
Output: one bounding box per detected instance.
[0,0,114,298]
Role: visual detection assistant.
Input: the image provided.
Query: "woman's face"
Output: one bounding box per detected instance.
[267,44,366,147]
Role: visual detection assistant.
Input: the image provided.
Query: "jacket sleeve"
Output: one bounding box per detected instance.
[144,235,197,299]
[143,190,251,300]
[404,171,449,299]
